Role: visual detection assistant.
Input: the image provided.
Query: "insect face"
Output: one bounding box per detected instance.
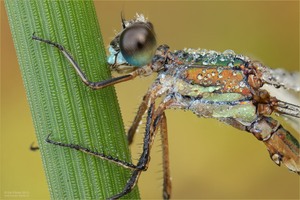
[108,14,157,72]
[120,22,156,67]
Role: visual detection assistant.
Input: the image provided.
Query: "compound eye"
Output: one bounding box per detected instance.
[120,23,156,67]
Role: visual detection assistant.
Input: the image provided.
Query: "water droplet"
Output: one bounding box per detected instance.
[228,62,234,67]
[199,49,207,56]
[232,71,237,76]
[202,69,207,73]
[203,60,209,65]
[193,54,200,59]
[219,55,226,62]
[208,50,218,56]
[197,74,203,80]
[271,154,281,165]
[223,49,236,56]
[236,54,248,61]
[218,74,223,78]
[217,66,223,73]
[210,59,217,65]
[239,82,246,87]
[211,72,216,76]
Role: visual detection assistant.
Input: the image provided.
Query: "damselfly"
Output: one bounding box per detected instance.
[32,14,300,200]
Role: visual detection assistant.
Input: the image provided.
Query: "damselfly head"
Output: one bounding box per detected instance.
[108,13,157,72]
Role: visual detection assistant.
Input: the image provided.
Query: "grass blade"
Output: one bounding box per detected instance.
[5,0,140,199]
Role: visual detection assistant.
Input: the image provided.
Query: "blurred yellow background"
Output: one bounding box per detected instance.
[1,1,299,199]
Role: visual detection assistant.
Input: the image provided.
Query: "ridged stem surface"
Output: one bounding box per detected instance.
[5,0,139,199]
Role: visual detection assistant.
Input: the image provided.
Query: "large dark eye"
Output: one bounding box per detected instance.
[120,23,156,67]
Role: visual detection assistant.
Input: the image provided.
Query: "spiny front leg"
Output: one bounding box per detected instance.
[160,112,172,200]
[109,102,158,199]
[45,134,138,170]
[32,34,139,89]
[107,170,142,200]
[113,99,172,199]
[127,91,151,145]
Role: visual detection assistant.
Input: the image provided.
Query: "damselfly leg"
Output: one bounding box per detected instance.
[32,34,139,89]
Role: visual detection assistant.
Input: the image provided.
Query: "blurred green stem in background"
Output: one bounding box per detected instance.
[5,0,139,199]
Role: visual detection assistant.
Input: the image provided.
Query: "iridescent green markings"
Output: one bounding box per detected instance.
[33,13,300,200]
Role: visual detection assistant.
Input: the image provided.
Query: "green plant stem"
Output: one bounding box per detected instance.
[5,0,139,199]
